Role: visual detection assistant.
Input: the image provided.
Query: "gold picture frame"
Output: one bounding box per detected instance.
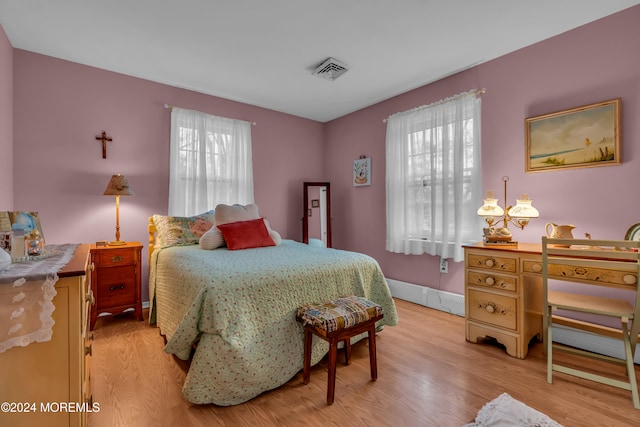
[525,98,621,173]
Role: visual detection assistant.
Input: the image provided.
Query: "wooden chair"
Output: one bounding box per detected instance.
[296,296,384,405]
[542,237,640,409]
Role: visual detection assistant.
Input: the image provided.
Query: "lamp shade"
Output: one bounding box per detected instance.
[103,174,134,196]
[507,195,539,218]
[477,195,504,217]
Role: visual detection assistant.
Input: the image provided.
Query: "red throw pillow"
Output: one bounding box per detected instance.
[217,218,276,250]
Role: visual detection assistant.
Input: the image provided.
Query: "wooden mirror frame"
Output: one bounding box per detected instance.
[302,182,331,248]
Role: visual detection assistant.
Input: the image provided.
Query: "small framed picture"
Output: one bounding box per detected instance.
[354,157,371,186]
[311,199,320,208]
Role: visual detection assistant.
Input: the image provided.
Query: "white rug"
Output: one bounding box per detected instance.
[463,393,564,427]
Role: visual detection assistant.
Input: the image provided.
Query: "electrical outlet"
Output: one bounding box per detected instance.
[439,257,448,273]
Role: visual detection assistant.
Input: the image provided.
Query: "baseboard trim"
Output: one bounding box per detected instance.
[386,278,464,317]
[385,277,640,363]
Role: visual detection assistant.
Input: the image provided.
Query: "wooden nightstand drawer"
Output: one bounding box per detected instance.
[96,267,136,309]
[467,289,517,331]
[96,248,136,267]
[467,271,517,292]
[467,253,517,273]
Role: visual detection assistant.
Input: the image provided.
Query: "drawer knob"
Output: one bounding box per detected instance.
[531,263,542,273]
[485,277,495,286]
[88,289,95,305]
[111,255,124,263]
[485,303,495,313]
[109,284,126,291]
[623,274,637,285]
[485,259,495,267]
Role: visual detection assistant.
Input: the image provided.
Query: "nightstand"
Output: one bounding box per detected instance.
[90,241,143,330]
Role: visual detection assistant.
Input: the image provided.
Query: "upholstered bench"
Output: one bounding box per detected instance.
[296,295,384,404]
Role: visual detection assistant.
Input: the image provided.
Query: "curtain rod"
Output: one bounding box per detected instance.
[383,88,486,123]
[164,103,256,125]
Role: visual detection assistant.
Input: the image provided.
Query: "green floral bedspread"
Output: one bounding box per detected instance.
[149,239,398,406]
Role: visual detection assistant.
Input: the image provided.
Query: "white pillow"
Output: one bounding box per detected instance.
[264,218,282,246]
[215,203,260,225]
[199,226,224,250]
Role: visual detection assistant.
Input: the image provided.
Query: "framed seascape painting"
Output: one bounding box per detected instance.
[525,98,621,173]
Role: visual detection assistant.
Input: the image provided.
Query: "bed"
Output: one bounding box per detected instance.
[147,206,399,406]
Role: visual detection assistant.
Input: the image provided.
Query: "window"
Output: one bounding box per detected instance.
[385,90,483,262]
[169,108,253,216]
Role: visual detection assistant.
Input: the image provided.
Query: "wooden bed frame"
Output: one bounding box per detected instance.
[148,217,157,269]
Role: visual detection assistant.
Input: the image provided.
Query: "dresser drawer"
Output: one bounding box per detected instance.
[467,289,517,331]
[546,263,637,287]
[467,253,517,273]
[467,271,517,292]
[95,248,137,267]
[96,266,136,309]
[522,259,543,274]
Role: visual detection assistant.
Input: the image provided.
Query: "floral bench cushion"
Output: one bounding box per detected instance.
[297,295,383,333]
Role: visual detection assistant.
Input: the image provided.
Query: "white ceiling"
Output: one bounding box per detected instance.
[1,1,639,122]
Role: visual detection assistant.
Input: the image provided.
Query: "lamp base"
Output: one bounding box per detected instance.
[108,240,127,246]
[483,239,518,247]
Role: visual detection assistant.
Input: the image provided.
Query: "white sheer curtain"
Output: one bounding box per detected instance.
[385,90,483,262]
[169,107,254,216]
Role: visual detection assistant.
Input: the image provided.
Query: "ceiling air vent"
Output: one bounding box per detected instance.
[312,57,348,81]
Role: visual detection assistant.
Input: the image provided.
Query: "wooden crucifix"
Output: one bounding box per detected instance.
[95,131,113,159]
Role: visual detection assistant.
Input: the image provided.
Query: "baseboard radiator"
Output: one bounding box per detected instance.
[385,278,640,364]
[385,278,465,317]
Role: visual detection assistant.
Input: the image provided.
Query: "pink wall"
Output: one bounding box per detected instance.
[12,51,325,299]
[0,24,12,207]
[325,6,640,295]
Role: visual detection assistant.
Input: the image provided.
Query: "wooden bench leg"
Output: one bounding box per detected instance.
[344,338,352,365]
[368,325,378,381]
[327,337,338,405]
[303,327,312,384]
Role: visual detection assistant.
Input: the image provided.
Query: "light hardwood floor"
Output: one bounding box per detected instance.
[88,298,640,427]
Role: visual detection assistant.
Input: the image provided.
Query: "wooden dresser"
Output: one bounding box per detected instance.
[90,242,142,330]
[0,244,93,427]
[464,242,544,359]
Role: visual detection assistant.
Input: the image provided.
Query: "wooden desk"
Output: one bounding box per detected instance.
[464,242,640,359]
